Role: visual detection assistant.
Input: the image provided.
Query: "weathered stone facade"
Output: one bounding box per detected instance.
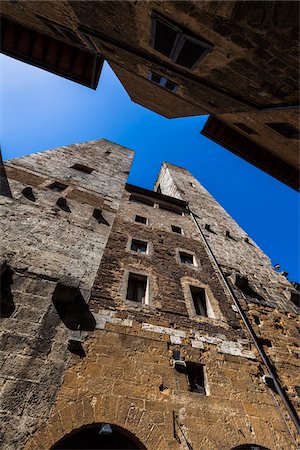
[1,139,299,449]
[0,139,134,448]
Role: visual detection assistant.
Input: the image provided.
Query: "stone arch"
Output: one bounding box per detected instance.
[231,446,271,450]
[24,395,169,450]
[50,423,146,449]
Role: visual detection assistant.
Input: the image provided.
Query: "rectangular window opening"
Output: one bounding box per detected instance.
[135,215,147,224]
[266,122,299,139]
[179,252,194,266]
[186,362,206,394]
[148,71,178,93]
[190,286,207,316]
[151,13,213,69]
[48,181,68,192]
[131,239,148,254]
[171,225,182,234]
[71,163,93,174]
[126,273,148,304]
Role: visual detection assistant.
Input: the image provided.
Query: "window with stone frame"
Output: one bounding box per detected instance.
[151,12,213,70]
[126,273,149,304]
[135,215,148,224]
[179,251,195,266]
[171,225,182,234]
[190,286,207,316]
[131,239,148,254]
[48,181,68,192]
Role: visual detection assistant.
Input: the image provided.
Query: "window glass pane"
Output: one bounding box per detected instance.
[175,38,208,68]
[171,225,182,234]
[164,80,178,93]
[149,71,162,84]
[48,182,67,192]
[153,18,179,57]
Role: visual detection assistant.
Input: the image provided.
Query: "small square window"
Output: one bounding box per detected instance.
[186,362,206,394]
[171,225,182,234]
[135,215,147,224]
[148,71,178,93]
[126,273,148,304]
[190,286,207,316]
[71,163,93,174]
[131,239,148,254]
[48,182,67,192]
[179,252,194,265]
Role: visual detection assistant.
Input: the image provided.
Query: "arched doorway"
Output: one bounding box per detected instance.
[51,423,146,450]
[232,446,271,450]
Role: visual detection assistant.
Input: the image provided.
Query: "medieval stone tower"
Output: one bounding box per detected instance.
[0,139,299,450]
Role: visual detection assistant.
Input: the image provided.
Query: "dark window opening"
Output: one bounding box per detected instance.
[48,181,68,192]
[22,186,36,202]
[266,122,299,139]
[235,274,264,301]
[259,338,272,348]
[126,273,148,304]
[234,123,257,135]
[160,204,182,214]
[151,13,213,69]
[105,151,111,155]
[190,286,207,316]
[295,386,300,397]
[186,362,206,394]
[56,197,71,213]
[129,195,154,207]
[0,262,15,318]
[253,315,261,326]
[156,184,162,194]
[290,291,300,307]
[131,239,148,254]
[171,225,182,234]
[226,230,235,240]
[71,164,93,174]
[179,252,194,265]
[148,71,178,93]
[135,215,147,224]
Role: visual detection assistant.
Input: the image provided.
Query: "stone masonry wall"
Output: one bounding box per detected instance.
[25,187,298,449]
[0,139,133,449]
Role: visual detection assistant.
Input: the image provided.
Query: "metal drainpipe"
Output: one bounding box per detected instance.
[189,207,300,435]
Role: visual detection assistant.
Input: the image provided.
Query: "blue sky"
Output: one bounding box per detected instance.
[1,54,299,281]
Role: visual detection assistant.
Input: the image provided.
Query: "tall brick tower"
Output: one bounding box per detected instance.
[0,140,299,450]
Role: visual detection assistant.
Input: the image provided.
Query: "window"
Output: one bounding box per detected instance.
[48,182,67,192]
[160,204,182,215]
[179,252,194,266]
[234,123,257,135]
[171,225,182,234]
[190,286,207,316]
[186,362,206,394]
[151,12,213,69]
[129,195,154,207]
[131,239,148,254]
[135,215,147,224]
[148,71,178,93]
[295,386,300,397]
[156,184,162,194]
[126,273,148,304]
[266,122,299,139]
[71,163,93,174]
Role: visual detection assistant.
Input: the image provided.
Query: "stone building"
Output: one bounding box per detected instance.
[0,139,299,450]
[1,1,299,189]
